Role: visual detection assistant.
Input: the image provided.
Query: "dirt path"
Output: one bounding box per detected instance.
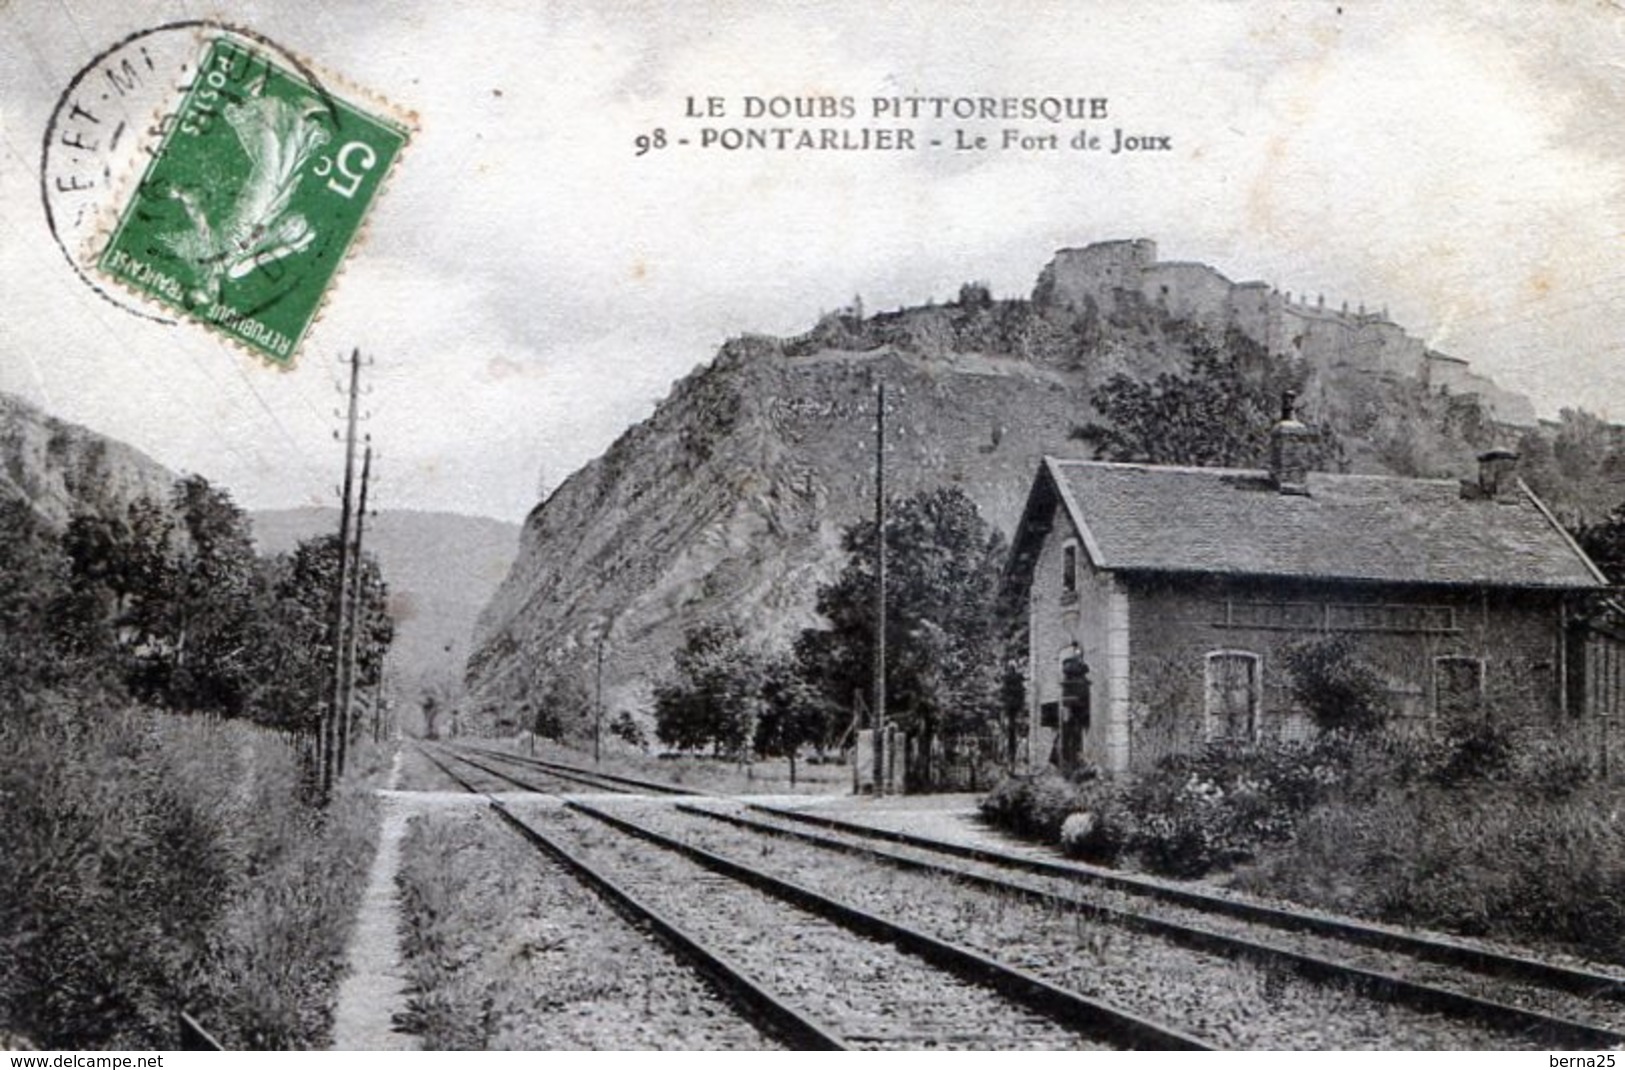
[330,756,416,1051]
[329,753,498,1050]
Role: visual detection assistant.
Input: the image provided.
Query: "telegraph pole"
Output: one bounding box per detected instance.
[337,442,372,779]
[595,626,607,764]
[873,379,887,796]
[324,349,362,798]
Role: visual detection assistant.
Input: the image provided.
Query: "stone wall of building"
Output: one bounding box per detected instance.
[1027,498,1131,772]
[1120,574,1568,770]
[1139,261,1235,335]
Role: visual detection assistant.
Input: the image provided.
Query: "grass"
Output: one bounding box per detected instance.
[1232,779,1625,964]
[394,812,498,1049]
[0,695,383,1048]
[394,808,757,1049]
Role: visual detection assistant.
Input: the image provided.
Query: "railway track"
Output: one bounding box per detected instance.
[736,801,1625,1014]
[418,743,1207,1050]
[454,744,705,796]
[432,744,1625,1048]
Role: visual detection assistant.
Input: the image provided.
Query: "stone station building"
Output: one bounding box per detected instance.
[1004,410,1610,775]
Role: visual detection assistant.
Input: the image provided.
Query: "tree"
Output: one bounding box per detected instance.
[161,475,261,713]
[753,651,831,785]
[420,690,444,740]
[609,710,647,750]
[0,499,108,704]
[1073,343,1342,471]
[533,668,592,743]
[1577,500,1625,586]
[59,477,263,713]
[1521,408,1625,526]
[653,619,763,757]
[797,487,1010,790]
[62,496,173,664]
[247,532,393,733]
[956,281,994,310]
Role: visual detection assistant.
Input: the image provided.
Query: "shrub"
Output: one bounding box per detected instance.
[1427,719,1513,786]
[609,711,647,750]
[1281,635,1389,733]
[1057,783,1133,865]
[1243,779,1625,963]
[1119,740,1339,878]
[0,699,379,1048]
[979,771,1091,841]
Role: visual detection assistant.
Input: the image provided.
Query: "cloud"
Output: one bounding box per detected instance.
[4,0,1624,520]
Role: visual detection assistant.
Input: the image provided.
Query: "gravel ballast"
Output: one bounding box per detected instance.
[394,806,780,1049]
[575,799,1549,1050]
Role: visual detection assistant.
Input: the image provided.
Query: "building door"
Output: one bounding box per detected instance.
[1206,652,1259,741]
[1059,654,1090,768]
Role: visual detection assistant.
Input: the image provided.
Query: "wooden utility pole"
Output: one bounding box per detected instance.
[873,379,887,796]
[323,349,362,798]
[337,442,372,779]
[595,626,607,764]
[371,649,389,744]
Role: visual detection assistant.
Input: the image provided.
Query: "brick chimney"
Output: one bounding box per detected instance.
[1268,391,1315,496]
[1477,448,1520,501]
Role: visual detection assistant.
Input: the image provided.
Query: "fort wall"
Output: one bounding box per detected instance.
[1035,239,1537,425]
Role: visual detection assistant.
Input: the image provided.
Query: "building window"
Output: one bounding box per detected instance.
[1205,651,1261,742]
[1213,599,1458,634]
[1434,656,1485,719]
[1061,541,1079,598]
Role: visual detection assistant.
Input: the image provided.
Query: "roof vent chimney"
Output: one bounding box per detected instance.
[1268,391,1315,496]
[1477,448,1520,502]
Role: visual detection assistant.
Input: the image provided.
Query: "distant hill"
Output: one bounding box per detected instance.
[0,391,177,528]
[251,508,520,704]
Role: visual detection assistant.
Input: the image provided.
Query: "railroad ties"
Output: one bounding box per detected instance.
[417,742,1201,1050]
[417,742,1625,1050]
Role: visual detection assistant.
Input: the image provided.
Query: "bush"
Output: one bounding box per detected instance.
[979,771,1094,841]
[608,711,647,750]
[0,698,379,1048]
[1243,778,1625,963]
[1122,741,1339,878]
[1058,791,1133,865]
[1427,719,1513,786]
[1282,635,1389,733]
[983,741,1339,878]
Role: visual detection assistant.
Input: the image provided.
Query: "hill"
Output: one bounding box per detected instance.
[0,391,177,528]
[464,239,1615,733]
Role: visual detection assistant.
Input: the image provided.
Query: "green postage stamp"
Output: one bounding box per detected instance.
[97,36,409,365]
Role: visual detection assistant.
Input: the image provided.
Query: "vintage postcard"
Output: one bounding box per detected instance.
[4,0,1625,1055]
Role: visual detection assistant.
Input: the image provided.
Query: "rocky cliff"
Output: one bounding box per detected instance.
[465,241,1537,727]
[0,392,177,528]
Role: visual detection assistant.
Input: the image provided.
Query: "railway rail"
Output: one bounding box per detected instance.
[672,800,1625,1048]
[419,743,1207,1050]
[742,801,1625,1009]
[455,744,706,796]
[426,743,1625,1049]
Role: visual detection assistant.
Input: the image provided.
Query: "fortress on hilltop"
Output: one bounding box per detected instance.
[1034,239,1537,426]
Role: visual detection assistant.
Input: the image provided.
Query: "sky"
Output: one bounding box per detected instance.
[2,0,1623,523]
